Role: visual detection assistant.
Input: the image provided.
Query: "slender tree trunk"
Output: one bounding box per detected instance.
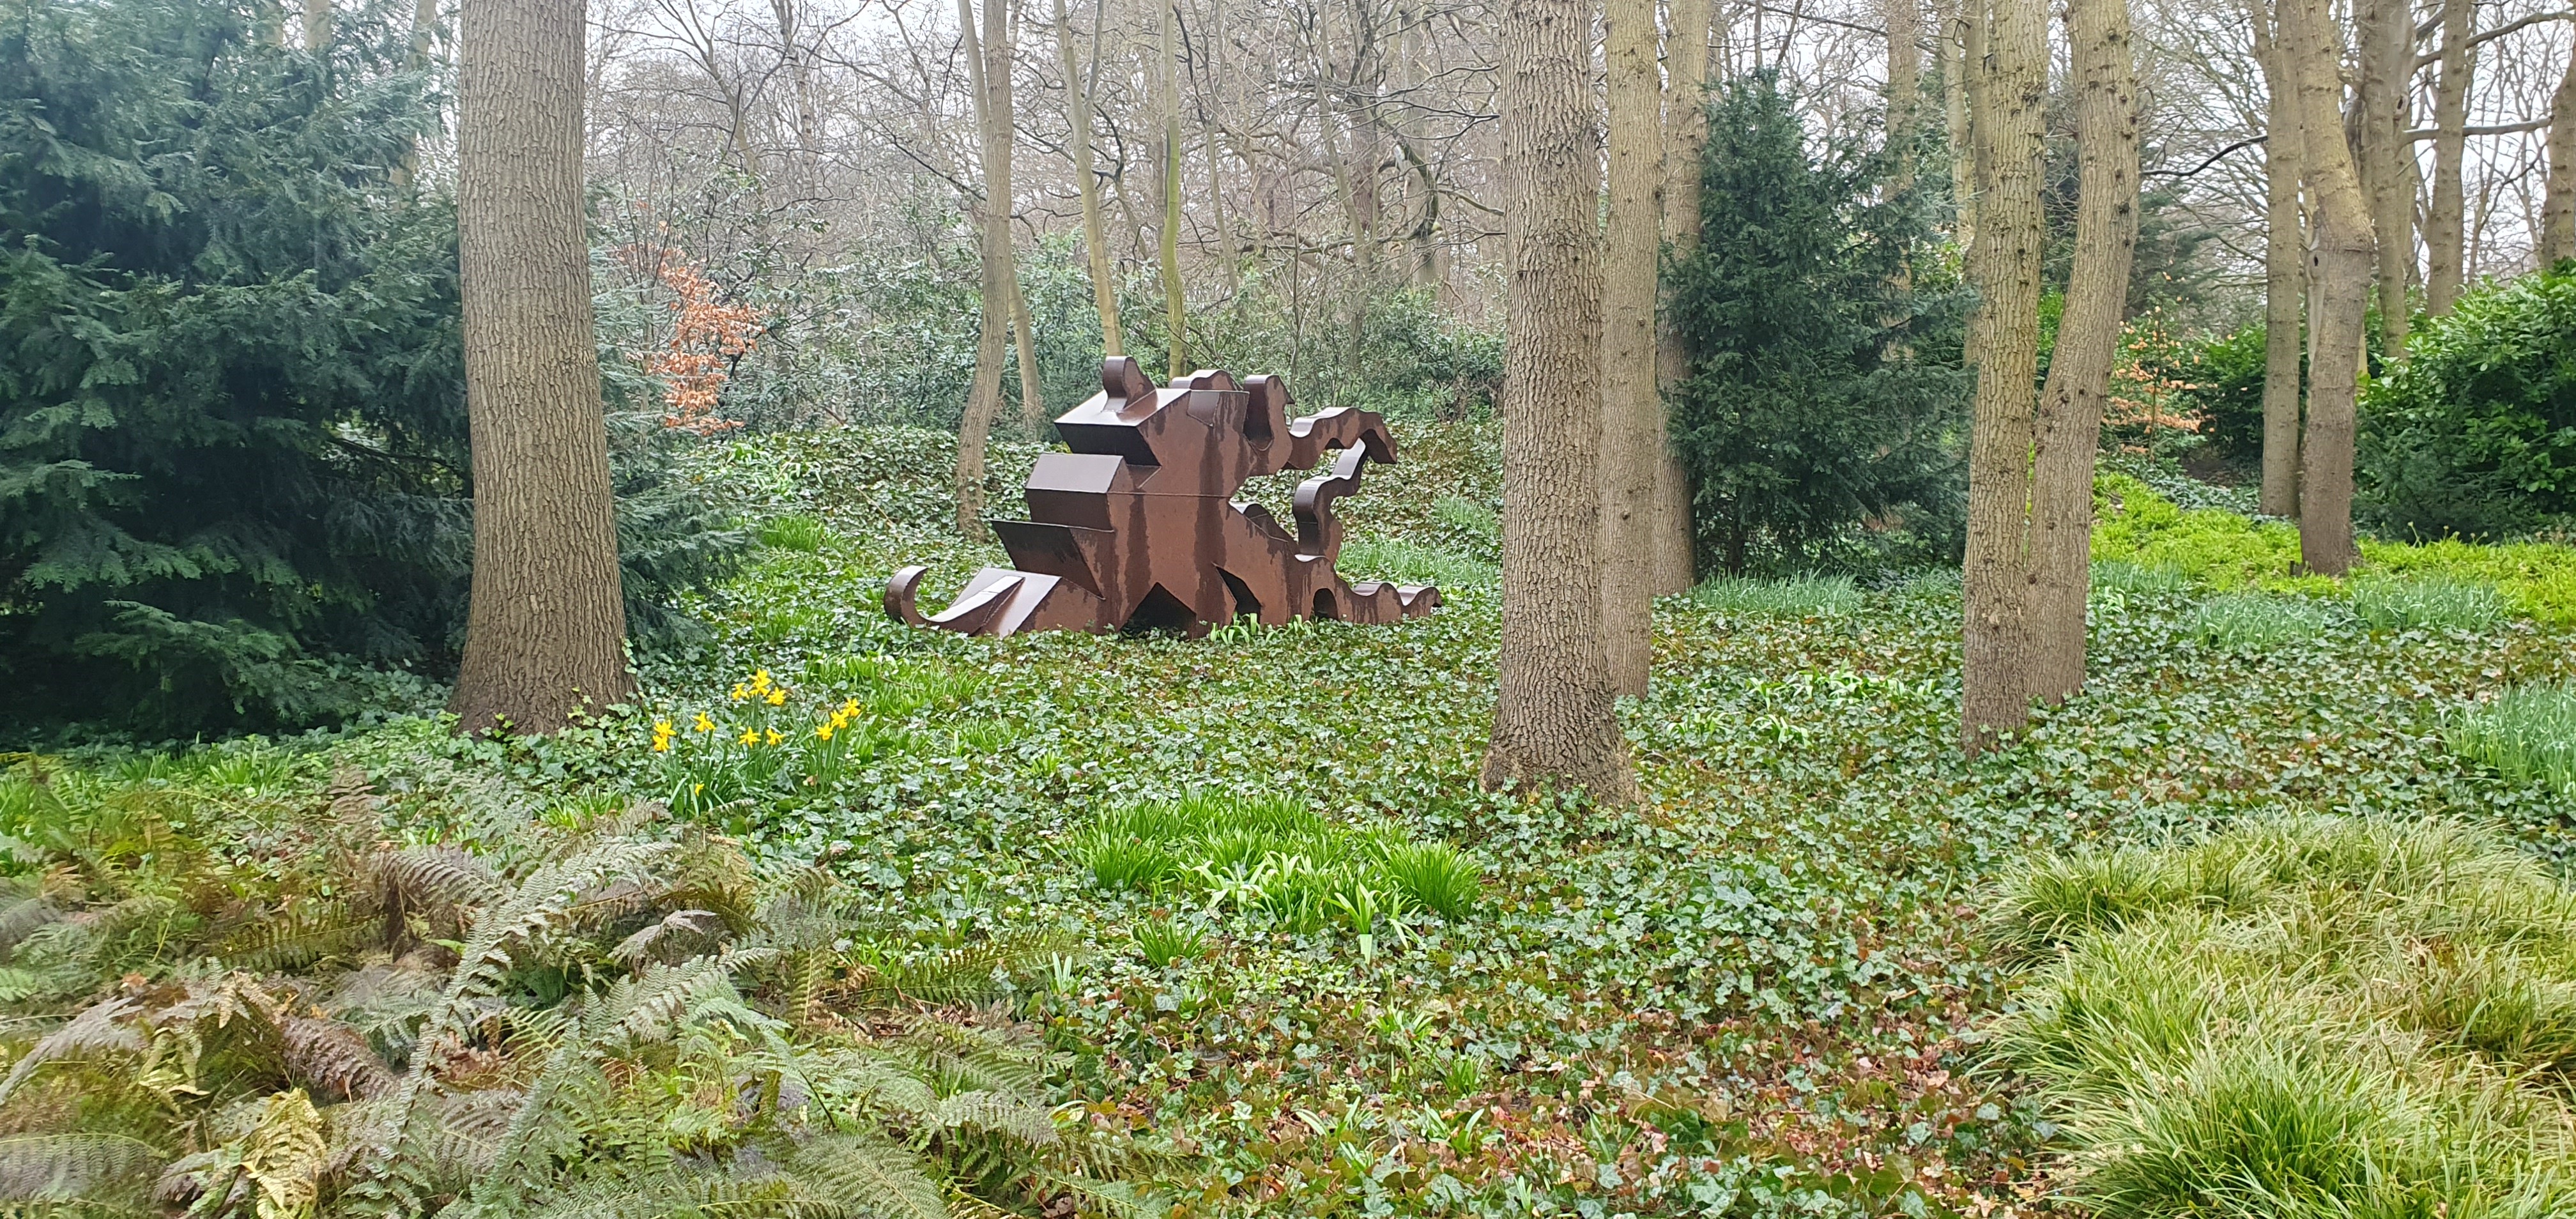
[1158,0,1187,378]
[2357,0,2412,358]
[1885,0,1920,185]
[1057,0,1124,356]
[1956,0,2048,752]
[1945,0,1978,248]
[2283,0,2371,574]
[1600,0,1662,698]
[2425,0,2472,313]
[1652,0,1712,597]
[2025,0,2139,706]
[2544,42,2576,264]
[2253,3,2304,518]
[1012,276,1047,433]
[954,0,1015,538]
[1483,0,1636,802]
[303,0,330,50]
[392,0,440,189]
[448,0,632,734]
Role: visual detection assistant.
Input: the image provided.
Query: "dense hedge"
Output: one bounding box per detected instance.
[2360,264,2576,540]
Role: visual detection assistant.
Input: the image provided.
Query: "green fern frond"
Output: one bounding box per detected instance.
[215,902,380,972]
[856,934,1078,1008]
[0,997,146,1107]
[374,845,505,910]
[0,1132,165,1206]
[0,893,62,954]
[881,1017,1046,1098]
[1025,1169,1169,1219]
[610,908,730,966]
[776,1133,949,1219]
[927,1091,1058,1146]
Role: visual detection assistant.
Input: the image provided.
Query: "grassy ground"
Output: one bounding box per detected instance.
[8,423,2576,1218]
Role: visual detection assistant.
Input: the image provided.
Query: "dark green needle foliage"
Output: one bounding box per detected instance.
[1663,73,1971,575]
[2359,263,2576,540]
[0,0,743,735]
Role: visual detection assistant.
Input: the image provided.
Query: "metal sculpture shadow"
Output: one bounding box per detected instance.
[885,356,1441,638]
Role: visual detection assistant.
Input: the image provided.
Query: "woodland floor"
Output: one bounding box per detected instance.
[19,422,2576,1218]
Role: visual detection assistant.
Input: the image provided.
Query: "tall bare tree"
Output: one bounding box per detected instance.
[2357,0,2414,358]
[1057,0,1125,356]
[2026,0,2140,705]
[1651,0,1713,598]
[2249,0,2303,518]
[1158,0,1186,378]
[2426,0,2476,314]
[1600,0,1663,697]
[1956,0,2048,751]
[2283,0,2373,573]
[1482,0,1636,801]
[449,0,633,733]
[953,0,1017,537]
[2547,37,2576,263]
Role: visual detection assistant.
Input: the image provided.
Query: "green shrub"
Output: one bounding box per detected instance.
[758,512,831,552]
[2359,264,2576,539]
[2349,575,2509,632]
[1133,917,1211,967]
[1988,816,2576,1216]
[2182,593,2327,652]
[1691,573,1864,617]
[2449,684,2576,794]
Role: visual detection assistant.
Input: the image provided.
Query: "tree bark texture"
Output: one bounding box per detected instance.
[1012,277,1047,433]
[2253,3,2305,518]
[449,0,633,734]
[2426,0,2474,314]
[1482,0,1636,802]
[1886,0,1922,187]
[2283,0,2372,574]
[2357,0,2412,358]
[1956,0,2048,753]
[2025,0,2140,707]
[2545,41,2576,264]
[1057,0,1124,356]
[1946,0,1981,250]
[1601,0,1663,698]
[1158,0,1187,379]
[1652,0,1713,597]
[953,0,1015,539]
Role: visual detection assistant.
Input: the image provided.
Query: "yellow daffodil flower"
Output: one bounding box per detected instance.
[751,670,772,692]
[815,723,834,741]
[693,712,716,733]
[730,684,749,703]
[654,719,675,736]
[842,697,861,717]
[765,728,785,746]
[739,728,761,746]
[652,736,671,753]
[765,689,786,706]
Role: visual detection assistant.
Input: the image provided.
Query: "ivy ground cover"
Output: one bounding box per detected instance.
[12,425,2576,1218]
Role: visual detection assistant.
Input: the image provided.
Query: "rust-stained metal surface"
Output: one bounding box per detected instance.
[885,356,1442,638]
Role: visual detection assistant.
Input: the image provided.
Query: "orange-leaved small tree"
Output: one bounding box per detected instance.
[625,245,763,434]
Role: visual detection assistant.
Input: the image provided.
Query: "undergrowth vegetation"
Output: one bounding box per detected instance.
[10,422,2576,1217]
[1987,817,2576,1216]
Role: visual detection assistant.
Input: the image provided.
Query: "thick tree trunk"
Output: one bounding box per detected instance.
[1956,0,2048,753]
[449,0,632,734]
[2025,0,2140,707]
[1482,0,1636,802]
[1056,0,1123,356]
[2253,6,2305,518]
[2357,0,2412,358]
[1600,0,1662,698]
[2545,44,2576,264]
[954,0,1015,539]
[2425,0,2473,313]
[1651,0,1713,597]
[2283,0,2372,574]
[1158,0,1186,379]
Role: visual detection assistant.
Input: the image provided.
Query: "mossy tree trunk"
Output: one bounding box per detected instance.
[2283,0,2372,574]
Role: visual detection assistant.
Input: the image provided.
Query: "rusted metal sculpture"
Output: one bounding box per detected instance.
[885,356,1441,638]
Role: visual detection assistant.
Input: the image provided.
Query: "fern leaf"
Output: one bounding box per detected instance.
[0,997,144,1108]
[0,1132,164,1205]
[1027,1170,1169,1219]
[217,902,379,972]
[240,1091,328,1219]
[0,893,61,954]
[282,1016,394,1100]
[778,1133,948,1219]
[928,1092,1058,1146]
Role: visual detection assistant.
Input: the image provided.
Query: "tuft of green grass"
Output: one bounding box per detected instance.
[1337,535,1498,589]
[2090,558,2189,594]
[2350,574,2509,632]
[2449,683,2576,793]
[1690,573,1863,617]
[758,512,830,552]
[2182,592,2328,652]
[1989,816,2576,1217]
[1132,917,1210,967]
[1380,842,1482,919]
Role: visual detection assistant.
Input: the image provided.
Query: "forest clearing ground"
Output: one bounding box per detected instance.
[13,422,2576,1217]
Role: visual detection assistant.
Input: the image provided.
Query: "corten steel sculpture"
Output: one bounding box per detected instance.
[885,357,1441,638]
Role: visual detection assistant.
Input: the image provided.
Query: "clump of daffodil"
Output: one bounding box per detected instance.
[651,719,676,753]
